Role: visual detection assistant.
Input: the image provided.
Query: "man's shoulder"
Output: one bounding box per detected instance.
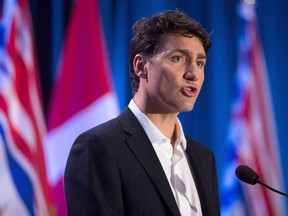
[76,107,136,139]
[71,116,124,152]
[185,135,213,154]
[81,116,120,138]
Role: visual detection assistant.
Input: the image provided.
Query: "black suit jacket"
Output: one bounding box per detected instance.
[64,108,220,216]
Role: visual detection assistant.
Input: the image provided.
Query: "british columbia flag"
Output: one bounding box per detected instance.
[220,2,286,216]
[0,0,53,215]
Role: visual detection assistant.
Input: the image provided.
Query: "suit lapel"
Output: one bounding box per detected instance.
[118,108,181,216]
[185,139,209,214]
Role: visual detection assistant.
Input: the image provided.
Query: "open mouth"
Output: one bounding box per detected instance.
[181,86,198,97]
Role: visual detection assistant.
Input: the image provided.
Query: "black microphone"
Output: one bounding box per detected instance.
[235,165,288,197]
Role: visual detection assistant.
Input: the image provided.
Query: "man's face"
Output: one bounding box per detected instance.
[142,34,206,114]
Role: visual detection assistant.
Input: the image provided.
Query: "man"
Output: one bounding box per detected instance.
[65,10,220,216]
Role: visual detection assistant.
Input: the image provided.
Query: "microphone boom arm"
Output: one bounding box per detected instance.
[235,165,288,197]
[257,180,288,197]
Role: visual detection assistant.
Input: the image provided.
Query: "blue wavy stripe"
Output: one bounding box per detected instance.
[0,124,35,216]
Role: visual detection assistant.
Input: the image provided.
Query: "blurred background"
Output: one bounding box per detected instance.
[1,0,287,215]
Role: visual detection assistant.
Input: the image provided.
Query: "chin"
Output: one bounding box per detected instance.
[179,100,196,112]
[180,105,194,112]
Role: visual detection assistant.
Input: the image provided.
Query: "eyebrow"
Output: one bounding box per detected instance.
[174,49,206,59]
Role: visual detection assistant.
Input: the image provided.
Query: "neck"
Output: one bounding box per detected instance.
[147,113,177,136]
[133,95,180,142]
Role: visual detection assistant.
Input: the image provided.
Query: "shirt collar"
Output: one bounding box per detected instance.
[128,99,187,149]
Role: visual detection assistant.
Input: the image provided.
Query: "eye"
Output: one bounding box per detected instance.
[171,55,184,62]
[197,61,205,68]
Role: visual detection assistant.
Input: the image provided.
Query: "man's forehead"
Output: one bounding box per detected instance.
[156,34,206,55]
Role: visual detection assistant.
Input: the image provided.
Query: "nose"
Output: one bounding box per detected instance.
[183,63,199,81]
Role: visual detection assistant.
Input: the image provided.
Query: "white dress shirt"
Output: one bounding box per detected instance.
[128,100,202,216]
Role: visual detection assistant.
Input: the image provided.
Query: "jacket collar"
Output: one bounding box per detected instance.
[118,107,181,216]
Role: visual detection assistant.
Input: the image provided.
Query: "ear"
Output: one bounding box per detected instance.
[133,54,147,78]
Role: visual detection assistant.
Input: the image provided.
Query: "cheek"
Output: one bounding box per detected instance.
[149,67,168,84]
[147,64,179,91]
[161,72,178,87]
[151,74,174,96]
[198,73,205,90]
[201,72,205,83]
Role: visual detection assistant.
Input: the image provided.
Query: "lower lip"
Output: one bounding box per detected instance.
[180,88,198,97]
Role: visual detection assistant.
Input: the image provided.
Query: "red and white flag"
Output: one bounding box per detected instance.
[44,0,119,215]
[0,0,53,215]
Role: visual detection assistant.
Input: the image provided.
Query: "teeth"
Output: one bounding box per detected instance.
[186,87,192,92]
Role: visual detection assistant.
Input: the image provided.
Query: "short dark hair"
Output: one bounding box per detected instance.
[129,10,212,95]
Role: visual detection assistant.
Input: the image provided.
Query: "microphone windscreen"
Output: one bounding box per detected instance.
[235,165,259,185]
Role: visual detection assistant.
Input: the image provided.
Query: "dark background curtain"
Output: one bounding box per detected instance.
[30,0,288,212]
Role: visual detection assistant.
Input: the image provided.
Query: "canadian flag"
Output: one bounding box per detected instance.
[44,0,119,215]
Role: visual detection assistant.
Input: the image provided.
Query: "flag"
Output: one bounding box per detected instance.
[44,0,119,215]
[220,2,286,216]
[0,0,53,215]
